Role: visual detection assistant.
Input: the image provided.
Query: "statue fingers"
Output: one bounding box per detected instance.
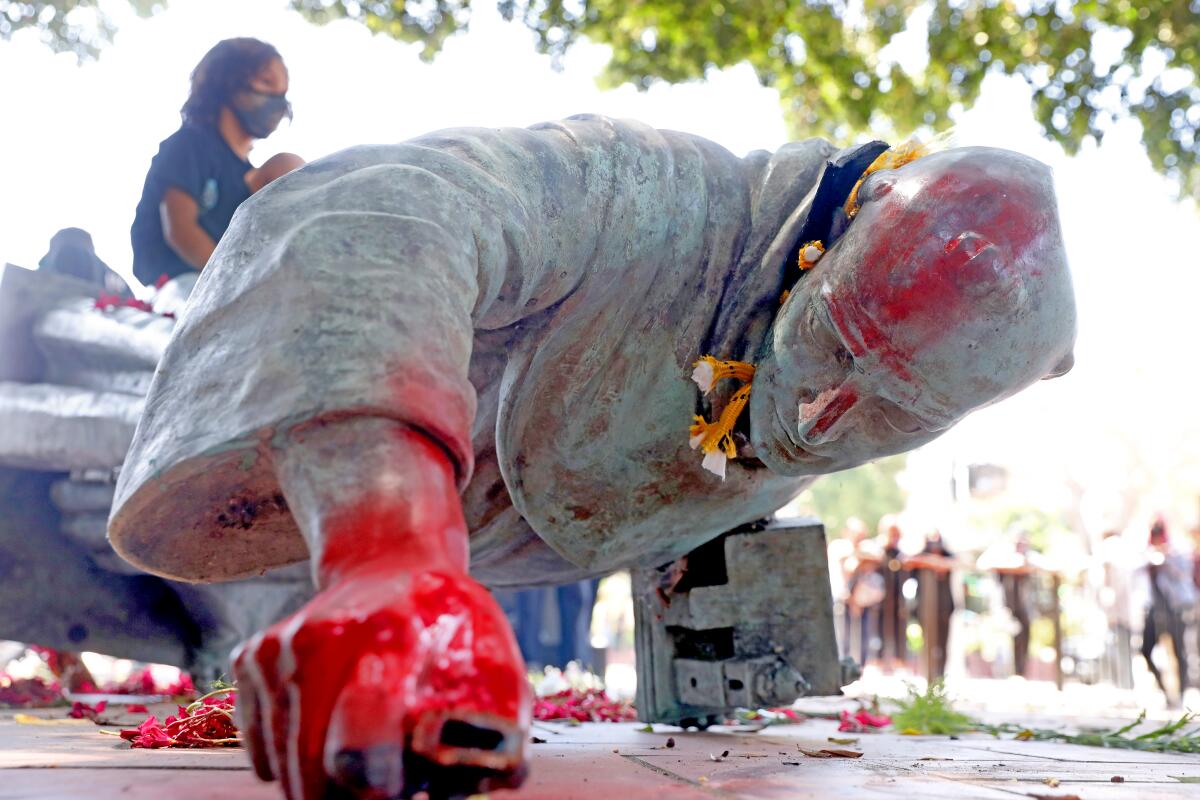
[404,573,531,790]
[250,632,295,798]
[231,636,274,782]
[281,621,359,800]
[323,651,409,798]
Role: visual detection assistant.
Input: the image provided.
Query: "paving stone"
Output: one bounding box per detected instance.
[4,713,1200,799]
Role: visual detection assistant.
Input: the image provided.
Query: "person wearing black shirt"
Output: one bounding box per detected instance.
[912,532,956,679]
[877,517,909,672]
[131,38,304,287]
[1140,518,1194,705]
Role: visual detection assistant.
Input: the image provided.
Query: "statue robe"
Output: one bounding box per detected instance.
[110,115,838,587]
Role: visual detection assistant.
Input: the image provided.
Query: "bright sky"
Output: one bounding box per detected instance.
[2,0,1198,535]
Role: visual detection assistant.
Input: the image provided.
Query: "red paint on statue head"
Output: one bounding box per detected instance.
[819,153,1056,415]
[835,172,1038,348]
[825,299,914,384]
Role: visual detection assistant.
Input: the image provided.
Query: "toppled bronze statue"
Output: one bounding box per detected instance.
[102,116,1074,799]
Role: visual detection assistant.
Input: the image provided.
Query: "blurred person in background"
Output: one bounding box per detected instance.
[37,227,130,296]
[1137,516,1195,705]
[829,518,868,661]
[130,37,304,291]
[846,535,886,668]
[1096,529,1136,690]
[978,530,1040,678]
[1189,525,1200,692]
[1191,526,1200,592]
[910,531,957,679]
[876,515,910,673]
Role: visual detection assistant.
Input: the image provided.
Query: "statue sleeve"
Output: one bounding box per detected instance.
[110,116,767,580]
[129,116,692,492]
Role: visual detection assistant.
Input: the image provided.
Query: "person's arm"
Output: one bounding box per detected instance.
[246,152,305,194]
[159,187,216,270]
[906,551,956,572]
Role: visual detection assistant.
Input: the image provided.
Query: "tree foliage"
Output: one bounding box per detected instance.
[291,0,1200,200]
[790,454,907,536]
[5,1,1197,198]
[0,0,160,60]
[970,504,1071,554]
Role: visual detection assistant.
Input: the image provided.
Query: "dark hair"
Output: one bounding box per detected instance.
[181,38,283,127]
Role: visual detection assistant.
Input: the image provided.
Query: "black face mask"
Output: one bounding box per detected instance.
[232,91,291,139]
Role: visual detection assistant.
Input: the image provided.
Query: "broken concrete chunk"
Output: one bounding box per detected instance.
[0,382,142,470]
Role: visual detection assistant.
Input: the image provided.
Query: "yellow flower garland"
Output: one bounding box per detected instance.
[688,134,950,478]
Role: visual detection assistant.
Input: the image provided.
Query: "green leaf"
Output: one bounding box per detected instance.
[888,679,978,736]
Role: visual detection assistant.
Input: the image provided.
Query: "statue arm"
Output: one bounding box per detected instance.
[111,115,747,582]
[183,118,701,485]
[214,123,686,795]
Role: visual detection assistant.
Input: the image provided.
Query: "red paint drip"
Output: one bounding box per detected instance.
[316,429,469,584]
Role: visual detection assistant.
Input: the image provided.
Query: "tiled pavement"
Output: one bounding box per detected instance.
[3,704,1199,799]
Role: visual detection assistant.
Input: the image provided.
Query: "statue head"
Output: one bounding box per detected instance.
[750,146,1076,476]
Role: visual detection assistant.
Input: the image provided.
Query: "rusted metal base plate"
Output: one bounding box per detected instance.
[633,519,847,726]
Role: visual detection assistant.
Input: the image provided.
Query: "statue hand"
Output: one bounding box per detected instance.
[233,564,530,800]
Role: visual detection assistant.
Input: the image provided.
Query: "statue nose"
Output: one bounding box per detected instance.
[797,382,859,446]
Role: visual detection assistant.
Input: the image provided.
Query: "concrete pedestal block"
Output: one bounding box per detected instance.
[633,518,846,727]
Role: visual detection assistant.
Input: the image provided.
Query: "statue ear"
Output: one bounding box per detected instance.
[1042,351,1074,380]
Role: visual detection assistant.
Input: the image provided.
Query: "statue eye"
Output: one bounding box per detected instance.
[805,302,845,356]
[879,401,925,434]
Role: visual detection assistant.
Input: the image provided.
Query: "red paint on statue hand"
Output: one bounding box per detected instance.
[233,566,529,798]
[232,427,527,797]
[312,429,471,588]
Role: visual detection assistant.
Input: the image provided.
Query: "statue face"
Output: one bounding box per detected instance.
[750,147,1076,476]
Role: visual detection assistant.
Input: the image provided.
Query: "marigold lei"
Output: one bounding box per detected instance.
[688,135,946,478]
[688,235,828,480]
